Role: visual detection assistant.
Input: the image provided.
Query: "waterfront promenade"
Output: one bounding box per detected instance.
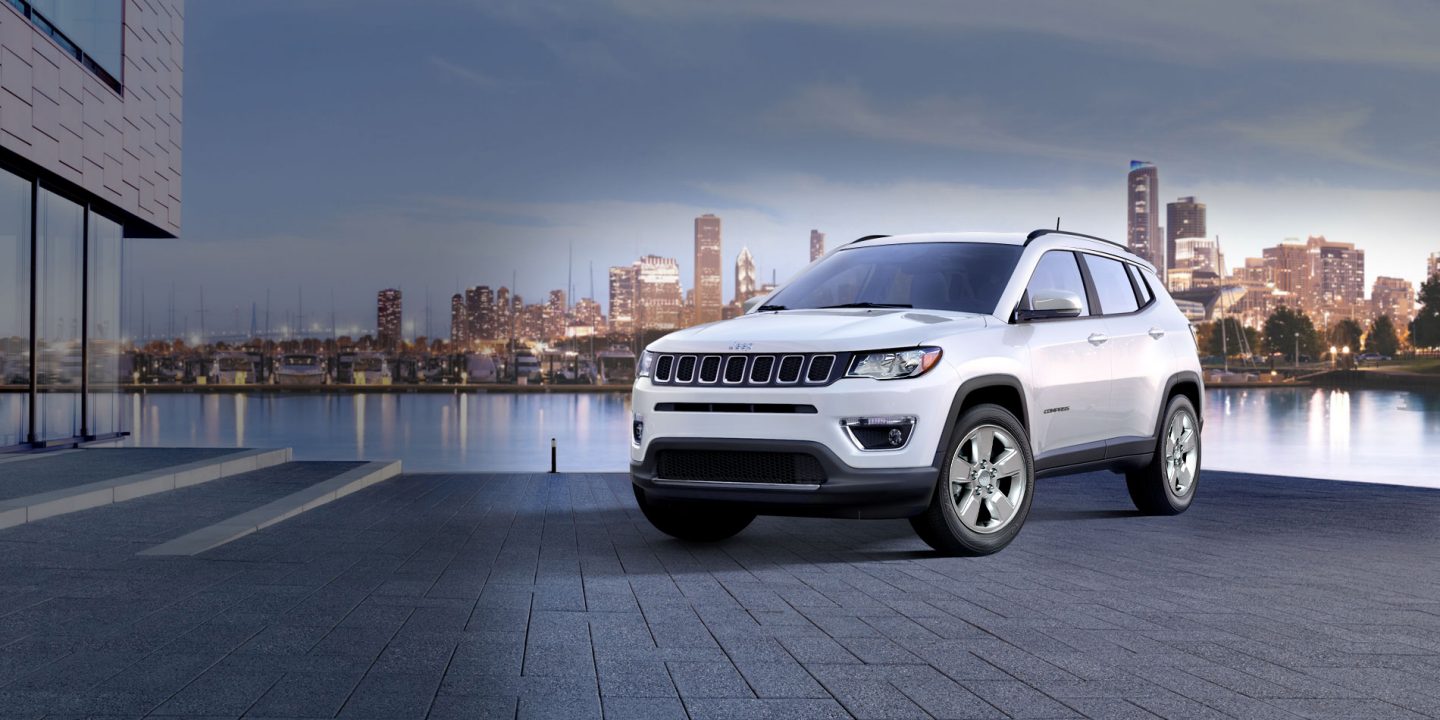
[2,462,1440,718]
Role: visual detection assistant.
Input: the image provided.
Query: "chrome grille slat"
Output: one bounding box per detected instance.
[806,355,835,384]
[723,356,747,384]
[676,355,697,382]
[749,355,774,383]
[699,355,721,383]
[776,355,804,383]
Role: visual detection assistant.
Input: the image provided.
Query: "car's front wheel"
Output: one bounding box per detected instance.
[1126,395,1200,515]
[632,486,755,542]
[910,404,1035,556]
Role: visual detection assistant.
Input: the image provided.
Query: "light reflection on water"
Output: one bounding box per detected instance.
[3,388,1433,483]
[120,391,633,472]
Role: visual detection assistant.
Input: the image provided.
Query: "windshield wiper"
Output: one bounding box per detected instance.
[817,302,912,309]
[756,304,787,312]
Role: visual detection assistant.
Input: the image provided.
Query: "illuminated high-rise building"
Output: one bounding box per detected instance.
[377,289,403,349]
[1428,252,1440,281]
[735,247,757,303]
[450,293,467,346]
[1371,277,1415,327]
[694,214,723,324]
[809,230,826,262]
[608,265,637,333]
[1307,236,1365,314]
[1126,161,1163,269]
[636,256,683,331]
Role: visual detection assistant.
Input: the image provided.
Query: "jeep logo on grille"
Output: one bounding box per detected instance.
[728,342,753,351]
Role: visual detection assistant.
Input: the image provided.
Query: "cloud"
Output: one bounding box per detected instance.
[428,55,497,87]
[610,0,1440,70]
[1221,107,1438,176]
[769,84,1112,162]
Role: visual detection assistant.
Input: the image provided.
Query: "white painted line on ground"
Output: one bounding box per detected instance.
[138,460,402,556]
[0,448,293,530]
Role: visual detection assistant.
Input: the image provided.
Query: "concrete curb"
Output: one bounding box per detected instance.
[0,448,292,530]
[139,460,402,556]
[0,449,81,466]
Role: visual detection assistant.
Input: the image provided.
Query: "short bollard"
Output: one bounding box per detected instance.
[549,438,557,473]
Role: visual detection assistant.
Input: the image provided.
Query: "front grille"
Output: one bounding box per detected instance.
[656,450,827,484]
[648,352,848,388]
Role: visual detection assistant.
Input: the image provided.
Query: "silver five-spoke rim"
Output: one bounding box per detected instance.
[948,424,1027,534]
[1163,410,1198,497]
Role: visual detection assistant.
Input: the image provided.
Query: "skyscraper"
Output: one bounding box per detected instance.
[1127,162,1162,269]
[1429,252,1440,281]
[694,214,723,325]
[635,256,683,331]
[545,290,568,340]
[450,294,467,346]
[1263,241,1310,305]
[1306,236,1365,316]
[1166,197,1206,272]
[608,265,637,333]
[735,247,757,303]
[809,230,826,262]
[476,286,495,340]
[1371,277,1415,326]
[377,289,403,349]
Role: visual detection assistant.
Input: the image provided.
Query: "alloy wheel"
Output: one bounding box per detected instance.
[1163,410,1198,496]
[948,424,1027,534]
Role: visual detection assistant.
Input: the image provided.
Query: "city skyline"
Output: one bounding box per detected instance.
[117,1,1440,335]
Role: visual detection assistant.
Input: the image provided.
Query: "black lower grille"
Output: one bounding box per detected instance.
[656,450,826,484]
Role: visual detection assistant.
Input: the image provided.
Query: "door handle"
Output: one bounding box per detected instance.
[1087,333,1108,346]
[1148,327,1166,339]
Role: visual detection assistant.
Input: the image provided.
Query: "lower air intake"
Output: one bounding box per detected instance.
[656,450,826,484]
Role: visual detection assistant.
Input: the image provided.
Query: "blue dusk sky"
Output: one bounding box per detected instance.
[127,0,1440,337]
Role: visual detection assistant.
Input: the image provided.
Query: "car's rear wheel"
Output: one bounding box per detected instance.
[910,404,1034,556]
[1126,395,1200,515]
[632,486,755,542]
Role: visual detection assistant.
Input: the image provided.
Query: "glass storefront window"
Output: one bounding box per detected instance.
[88,211,124,436]
[0,169,30,447]
[35,188,84,441]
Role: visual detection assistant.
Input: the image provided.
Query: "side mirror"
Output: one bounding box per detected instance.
[741,295,765,314]
[1015,289,1083,322]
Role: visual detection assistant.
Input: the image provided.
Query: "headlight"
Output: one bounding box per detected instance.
[847,347,942,380]
[638,350,657,378]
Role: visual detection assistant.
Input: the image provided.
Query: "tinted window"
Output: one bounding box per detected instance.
[1126,263,1154,306]
[1082,254,1140,315]
[1024,251,1089,317]
[763,242,1023,314]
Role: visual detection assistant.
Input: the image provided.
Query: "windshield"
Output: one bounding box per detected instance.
[762,242,1023,315]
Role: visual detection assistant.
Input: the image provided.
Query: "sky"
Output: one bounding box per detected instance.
[126,0,1440,338]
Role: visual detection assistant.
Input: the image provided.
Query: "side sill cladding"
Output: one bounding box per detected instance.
[933,374,1030,467]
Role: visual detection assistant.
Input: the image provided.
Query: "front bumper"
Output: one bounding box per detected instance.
[630,437,937,519]
[629,372,955,518]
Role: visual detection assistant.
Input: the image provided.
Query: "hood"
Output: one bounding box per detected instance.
[648,309,989,353]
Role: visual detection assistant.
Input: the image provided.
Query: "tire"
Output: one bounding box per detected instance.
[909,404,1035,556]
[632,486,755,542]
[1126,395,1200,515]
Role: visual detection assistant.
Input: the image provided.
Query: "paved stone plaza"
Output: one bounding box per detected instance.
[2,467,1440,719]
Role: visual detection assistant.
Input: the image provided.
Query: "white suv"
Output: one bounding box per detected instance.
[630,230,1203,555]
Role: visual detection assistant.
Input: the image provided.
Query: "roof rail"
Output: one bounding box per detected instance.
[1025,228,1128,251]
[848,234,891,245]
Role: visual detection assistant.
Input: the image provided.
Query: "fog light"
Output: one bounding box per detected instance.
[841,416,916,451]
[632,414,644,445]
